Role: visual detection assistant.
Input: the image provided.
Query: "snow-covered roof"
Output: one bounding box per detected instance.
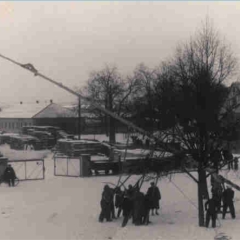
[0,102,76,119]
[33,103,75,118]
[0,102,51,118]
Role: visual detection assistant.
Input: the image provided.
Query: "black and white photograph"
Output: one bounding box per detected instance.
[0,1,240,240]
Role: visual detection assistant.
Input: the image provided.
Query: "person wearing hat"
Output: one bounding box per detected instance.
[3,164,16,187]
[147,182,161,215]
[222,185,235,219]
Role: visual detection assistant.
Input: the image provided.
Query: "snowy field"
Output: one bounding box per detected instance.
[0,144,240,239]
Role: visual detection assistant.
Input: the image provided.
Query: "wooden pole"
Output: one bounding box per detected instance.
[78,97,81,140]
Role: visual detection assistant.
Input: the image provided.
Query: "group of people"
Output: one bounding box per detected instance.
[205,180,236,228]
[211,148,238,171]
[99,181,161,227]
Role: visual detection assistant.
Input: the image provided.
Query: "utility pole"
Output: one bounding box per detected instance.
[78,97,81,140]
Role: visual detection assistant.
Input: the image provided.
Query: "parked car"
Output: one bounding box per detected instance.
[21,126,75,147]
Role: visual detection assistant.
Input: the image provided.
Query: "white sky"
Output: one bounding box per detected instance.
[0,1,239,105]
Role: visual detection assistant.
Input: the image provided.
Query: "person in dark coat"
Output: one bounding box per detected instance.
[142,191,152,225]
[211,180,223,213]
[132,187,145,225]
[127,184,135,217]
[147,182,161,215]
[115,187,124,218]
[121,190,133,227]
[99,185,112,222]
[205,197,218,228]
[222,186,235,219]
[3,164,16,187]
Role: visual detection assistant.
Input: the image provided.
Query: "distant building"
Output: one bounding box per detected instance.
[0,100,129,134]
[0,102,78,133]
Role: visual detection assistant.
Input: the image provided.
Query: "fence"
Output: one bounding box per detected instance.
[54,155,80,177]
[8,159,45,181]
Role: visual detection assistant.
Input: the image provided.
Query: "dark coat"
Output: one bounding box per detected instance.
[133,191,145,224]
[122,195,133,217]
[205,198,218,214]
[4,166,16,180]
[143,193,151,215]
[100,187,112,218]
[222,188,234,203]
[115,189,124,208]
[147,186,161,209]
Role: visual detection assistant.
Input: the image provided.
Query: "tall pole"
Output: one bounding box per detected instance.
[78,97,81,140]
[0,53,181,154]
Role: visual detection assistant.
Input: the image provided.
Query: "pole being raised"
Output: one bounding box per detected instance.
[0,53,179,153]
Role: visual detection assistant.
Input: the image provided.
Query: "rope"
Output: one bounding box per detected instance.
[169,178,198,209]
[169,178,226,239]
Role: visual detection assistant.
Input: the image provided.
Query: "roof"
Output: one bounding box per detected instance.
[0,102,76,119]
[33,103,75,118]
[0,102,51,118]
[0,102,99,119]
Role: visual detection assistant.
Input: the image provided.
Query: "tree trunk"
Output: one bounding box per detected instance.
[108,89,116,143]
[198,166,206,227]
[105,116,109,137]
[109,117,116,143]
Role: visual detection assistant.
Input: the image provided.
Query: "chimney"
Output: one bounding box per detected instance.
[20,101,23,104]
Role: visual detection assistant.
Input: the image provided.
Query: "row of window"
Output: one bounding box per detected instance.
[0,121,33,130]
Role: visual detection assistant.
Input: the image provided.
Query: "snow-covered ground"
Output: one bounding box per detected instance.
[79,133,131,144]
[0,144,240,240]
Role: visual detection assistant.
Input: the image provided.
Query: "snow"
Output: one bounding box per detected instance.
[0,102,50,118]
[79,133,131,144]
[0,143,239,239]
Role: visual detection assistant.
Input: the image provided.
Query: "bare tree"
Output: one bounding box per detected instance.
[83,65,140,143]
[132,18,238,227]
[127,64,158,133]
[165,18,238,227]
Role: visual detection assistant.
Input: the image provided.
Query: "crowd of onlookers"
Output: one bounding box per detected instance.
[99,182,161,227]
